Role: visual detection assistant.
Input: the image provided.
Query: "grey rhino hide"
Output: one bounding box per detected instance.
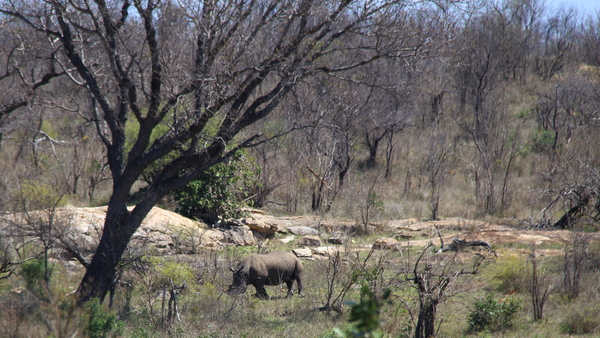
[227,251,304,299]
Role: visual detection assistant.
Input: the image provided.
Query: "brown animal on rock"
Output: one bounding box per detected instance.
[226,251,304,299]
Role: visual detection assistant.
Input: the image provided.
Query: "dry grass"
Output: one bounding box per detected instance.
[2,232,600,338]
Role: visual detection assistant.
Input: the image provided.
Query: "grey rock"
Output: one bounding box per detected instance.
[297,235,322,247]
[287,226,318,236]
[292,248,313,258]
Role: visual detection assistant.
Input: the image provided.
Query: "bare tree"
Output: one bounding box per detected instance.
[534,76,600,227]
[0,15,63,150]
[1,0,447,304]
[562,232,592,299]
[410,243,485,338]
[577,14,600,67]
[534,8,577,79]
[529,245,551,321]
[419,127,453,220]
[452,0,538,214]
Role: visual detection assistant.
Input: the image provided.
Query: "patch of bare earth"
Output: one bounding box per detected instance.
[386,217,599,256]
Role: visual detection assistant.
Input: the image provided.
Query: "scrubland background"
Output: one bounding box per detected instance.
[1,0,600,337]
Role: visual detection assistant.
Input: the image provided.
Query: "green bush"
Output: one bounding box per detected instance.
[21,258,52,299]
[155,259,195,286]
[529,129,556,153]
[332,285,391,338]
[467,294,521,333]
[84,298,124,338]
[174,150,261,223]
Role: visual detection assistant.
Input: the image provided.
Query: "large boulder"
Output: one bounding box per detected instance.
[372,237,400,251]
[297,235,322,247]
[222,226,257,246]
[316,220,357,233]
[200,229,225,248]
[241,217,278,236]
[327,231,347,245]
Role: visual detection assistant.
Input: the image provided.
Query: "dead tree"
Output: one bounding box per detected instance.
[433,226,494,255]
[436,237,494,254]
[411,244,485,338]
[161,279,186,327]
[553,190,590,229]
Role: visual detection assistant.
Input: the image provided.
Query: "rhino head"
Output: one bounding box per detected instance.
[226,267,248,295]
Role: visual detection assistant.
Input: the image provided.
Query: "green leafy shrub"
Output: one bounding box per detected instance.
[155,259,195,286]
[143,257,195,290]
[529,129,556,153]
[467,294,521,333]
[174,150,261,223]
[333,285,391,338]
[84,298,124,338]
[21,258,52,299]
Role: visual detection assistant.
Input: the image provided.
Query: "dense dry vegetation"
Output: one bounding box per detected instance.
[1,0,600,336]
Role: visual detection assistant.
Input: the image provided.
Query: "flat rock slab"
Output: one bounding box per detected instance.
[312,246,341,255]
[287,226,319,236]
[279,235,296,244]
[386,218,489,232]
[292,248,313,258]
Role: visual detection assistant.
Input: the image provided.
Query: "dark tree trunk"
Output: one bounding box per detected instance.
[554,195,589,229]
[312,188,323,211]
[76,196,156,304]
[338,154,351,188]
[384,131,394,178]
[365,130,387,168]
[415,301,438,338]
[366,139,380,168]
[76,206,132,304]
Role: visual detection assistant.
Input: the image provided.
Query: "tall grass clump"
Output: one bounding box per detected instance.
[489,254,527,293]
[559,302,600,335]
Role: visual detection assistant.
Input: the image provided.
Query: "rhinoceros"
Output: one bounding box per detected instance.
[226,251,304,299]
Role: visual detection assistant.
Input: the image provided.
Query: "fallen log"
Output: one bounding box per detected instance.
[436,237,493,254]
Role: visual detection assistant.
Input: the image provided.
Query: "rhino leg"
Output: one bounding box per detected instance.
[296,276,305,297]
[255,285,269,299]
[285,280,294,298]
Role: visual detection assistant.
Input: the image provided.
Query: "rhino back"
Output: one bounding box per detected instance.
[240,252,301,285]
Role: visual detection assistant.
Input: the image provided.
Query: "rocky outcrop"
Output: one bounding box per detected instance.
[4,206,591,261]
